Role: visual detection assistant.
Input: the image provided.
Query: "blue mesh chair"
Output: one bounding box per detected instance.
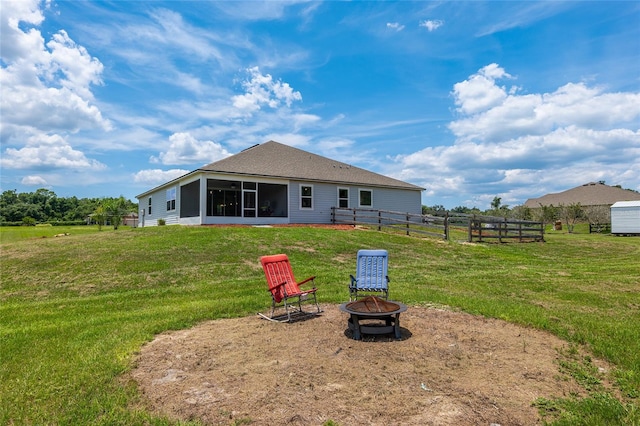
[349,249,389,301]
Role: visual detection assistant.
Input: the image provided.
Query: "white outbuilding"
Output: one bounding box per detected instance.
[610,201,640,235]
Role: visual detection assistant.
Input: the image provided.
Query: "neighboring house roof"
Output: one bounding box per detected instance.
[523,182,640,208]
[200,141,423,190]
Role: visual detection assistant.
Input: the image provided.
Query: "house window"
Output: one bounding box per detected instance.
[148,197,152,215]
[166,187,176,211]
[338,187,349,208]
[359,189,372,207]
[300,185,313,209]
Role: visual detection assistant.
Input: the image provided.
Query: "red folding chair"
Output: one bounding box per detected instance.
[260,254,321,322]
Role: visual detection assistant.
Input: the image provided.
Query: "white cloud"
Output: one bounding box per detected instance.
[0,133,107,170]
[450,68,640,143]
[21,175,48,186]
[0,0,111,138]
[451,63,513,116]
[231,66,302,116]
[262,133,311,147]
[133,169,190,186]
[393,63,640,207]
[150,132,232,165]
[419,19,444,32]
[386,22,405,32]
[211,1,310,21]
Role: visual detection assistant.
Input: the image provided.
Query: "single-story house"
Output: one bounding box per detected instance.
[523,182,640,208]
[136,141,424,227]
[523,182,640,224]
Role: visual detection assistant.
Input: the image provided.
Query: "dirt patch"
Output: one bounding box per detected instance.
[131,304,607,425]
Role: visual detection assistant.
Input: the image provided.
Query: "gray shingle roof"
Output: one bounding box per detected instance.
[524,182,640,207]
[199,141,424,190]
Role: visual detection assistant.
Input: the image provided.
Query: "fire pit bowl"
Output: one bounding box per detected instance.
[339,296,407,340]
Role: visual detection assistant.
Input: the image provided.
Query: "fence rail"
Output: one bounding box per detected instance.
[330,208,544,242]
[589,223,611,234]
[467,216,544,243]
[331,207,448,239]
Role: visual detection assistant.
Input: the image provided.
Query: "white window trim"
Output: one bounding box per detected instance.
[300,184,314,210]
[166,187,177,212]
[337,187,349,208]
[358,188,373,208]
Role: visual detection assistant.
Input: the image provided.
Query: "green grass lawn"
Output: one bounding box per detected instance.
[1,224,639,425]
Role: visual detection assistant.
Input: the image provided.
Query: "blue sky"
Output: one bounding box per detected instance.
[1,1,639,209]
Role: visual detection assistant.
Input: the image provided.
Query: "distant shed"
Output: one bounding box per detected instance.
[611,201,640,235]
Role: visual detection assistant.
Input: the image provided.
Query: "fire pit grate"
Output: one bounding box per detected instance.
[345,296,400,313]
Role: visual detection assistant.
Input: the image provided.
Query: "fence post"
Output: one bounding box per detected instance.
[406,213,410,236]
[331,207,335,224]
[444,212,449,240]
[353,208,357,226]
[468,215,474,242]
[378,210,382,231]
[518,222,523,242]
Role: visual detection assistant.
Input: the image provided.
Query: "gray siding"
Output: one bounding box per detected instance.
[289,180,421,224]
[139,173,422,226]
[139,185,180,227]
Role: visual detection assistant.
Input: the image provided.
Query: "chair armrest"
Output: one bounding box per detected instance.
[386,275,390,283]
[298,276,316,286]
[349,275,357,286]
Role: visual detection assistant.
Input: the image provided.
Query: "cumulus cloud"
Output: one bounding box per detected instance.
[0,1,110,136]
[386,22,405,32]
[419,19,444,32]
[133,169,191,186]
[231,66,302,116]
[0,133,107,170]
[21,175,48,186]
[150,132,232,165]
[394,63,640,207]
[451,63,514,116]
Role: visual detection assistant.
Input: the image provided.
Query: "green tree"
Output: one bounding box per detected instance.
[559,203,583,233]
[22,216,36,226]
[92,205,107,231]
[422,204,446,215]
[104,197,128,230]
[583,205,611,230]
[534,204,557,228]
[491,196,502,210]
[510,205,532,221]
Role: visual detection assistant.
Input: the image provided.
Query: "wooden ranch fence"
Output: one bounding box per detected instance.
[467,216,545,243]
[331,207,448,239]
[331,207,545,243]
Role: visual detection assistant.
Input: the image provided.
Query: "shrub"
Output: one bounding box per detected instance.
[22,216,36,226]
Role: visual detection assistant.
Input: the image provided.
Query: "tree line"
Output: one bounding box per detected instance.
[2,189,611,233]
[0,189,138,227]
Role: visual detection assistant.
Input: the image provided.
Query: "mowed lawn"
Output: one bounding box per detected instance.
[1,225,639,425]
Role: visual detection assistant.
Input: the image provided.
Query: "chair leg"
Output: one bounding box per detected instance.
[281,298,288,322]
[312,293,321,313]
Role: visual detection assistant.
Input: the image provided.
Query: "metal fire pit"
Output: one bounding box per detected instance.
[339,296,407,340]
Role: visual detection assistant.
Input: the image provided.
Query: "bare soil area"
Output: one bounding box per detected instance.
[131,304,610,426]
